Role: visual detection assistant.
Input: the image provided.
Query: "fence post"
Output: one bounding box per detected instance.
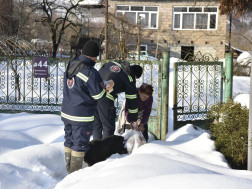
[160,52,170,140]
[248,58,252,171]
[224,53,233,102]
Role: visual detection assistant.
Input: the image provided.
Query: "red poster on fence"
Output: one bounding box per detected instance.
[33,57,48,78]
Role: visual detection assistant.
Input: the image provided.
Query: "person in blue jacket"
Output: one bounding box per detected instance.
[93,60,143,140]
[61,40,106,174]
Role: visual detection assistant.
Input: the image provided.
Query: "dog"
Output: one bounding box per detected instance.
[84,135,128,166]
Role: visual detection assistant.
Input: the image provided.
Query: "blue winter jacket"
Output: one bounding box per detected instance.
[61,55,105,125]
[98,61,138,122]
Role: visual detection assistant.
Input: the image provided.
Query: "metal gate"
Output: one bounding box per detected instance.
[0,55,166,139]
[173,53,224,130]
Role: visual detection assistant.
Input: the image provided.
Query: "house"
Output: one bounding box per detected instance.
[108,0,227,59]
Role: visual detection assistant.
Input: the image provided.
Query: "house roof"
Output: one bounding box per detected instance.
[79,0,105,8]
[79,0,104,5]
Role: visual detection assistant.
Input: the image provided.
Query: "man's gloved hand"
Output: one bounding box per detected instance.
[131,122,139,130]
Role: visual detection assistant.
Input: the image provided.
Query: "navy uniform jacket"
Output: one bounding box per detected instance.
[98,61,138,122]
[61,55,105,125]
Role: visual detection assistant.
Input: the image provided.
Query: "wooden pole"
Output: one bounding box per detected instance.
[104,0,108,59]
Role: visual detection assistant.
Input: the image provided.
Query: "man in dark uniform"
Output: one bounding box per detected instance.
[61,40,106,174]
[93,60,143,140]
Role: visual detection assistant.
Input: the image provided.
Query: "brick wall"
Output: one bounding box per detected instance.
[108,0,227,59]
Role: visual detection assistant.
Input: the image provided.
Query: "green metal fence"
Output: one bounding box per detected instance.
[172,52,231,130]
[0,55,165,139]
[0,56,68,113]
[0,52,233,138]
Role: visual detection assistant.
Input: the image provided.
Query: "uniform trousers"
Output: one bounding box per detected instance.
[93,97,116,140]
[64,122,93,152]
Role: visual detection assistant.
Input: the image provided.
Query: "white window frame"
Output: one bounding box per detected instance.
[116,5,159,29]
[172,6,218,30]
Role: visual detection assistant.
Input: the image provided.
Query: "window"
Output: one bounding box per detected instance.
[210,14,216,29]
[174,14,180,28]
[182,14,194,29]
[181,46,194,60]
[116,5,158,29]
[196,14,208,29]
[173,6,218,30]
[131,6,143,11]
[117,6,129,11]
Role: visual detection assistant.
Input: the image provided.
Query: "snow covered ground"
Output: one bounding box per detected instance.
[0,77,252,189]
[0,55,252,188]
[1,109,252,189]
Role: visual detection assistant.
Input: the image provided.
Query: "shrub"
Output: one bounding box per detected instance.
[207,100,248,169]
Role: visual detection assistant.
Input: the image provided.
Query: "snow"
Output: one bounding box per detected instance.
[64,0,103,6]
[78,0,103,5]
[1,113,252,189]
[225,44,244,54]
[237,51,252,66]
[234,93,250,108]
[0,58,252,188]
[38,1,103,15]
[233,76,251,97]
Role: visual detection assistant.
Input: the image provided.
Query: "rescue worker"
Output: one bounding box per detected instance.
[93,60,143,140]
[61,40,106,174]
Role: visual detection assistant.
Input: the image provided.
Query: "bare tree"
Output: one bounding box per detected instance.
[231,12,252,51]
[219,0,252,52]
[12,0,37,39]
[0,0,15,35]
[30,0,84,57]
[105,13,141,60]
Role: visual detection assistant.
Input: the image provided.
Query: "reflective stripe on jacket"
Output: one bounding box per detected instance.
[61,55,105,125]
[98,61,138,122]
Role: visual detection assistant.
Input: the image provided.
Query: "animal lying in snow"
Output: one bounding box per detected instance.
[84,135,128,166]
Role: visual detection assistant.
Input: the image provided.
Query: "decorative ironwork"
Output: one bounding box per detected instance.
[173,52,223,129]
[0,56,68,113]
[185,51,219,62]
[135,60,160,117]
[103,60,161,117]
[0,57,161,118]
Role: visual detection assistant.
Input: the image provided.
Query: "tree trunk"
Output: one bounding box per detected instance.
[52,43,59,58]
[51,30,59,58]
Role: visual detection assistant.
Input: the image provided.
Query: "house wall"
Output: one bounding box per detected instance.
[109,0,227,59]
